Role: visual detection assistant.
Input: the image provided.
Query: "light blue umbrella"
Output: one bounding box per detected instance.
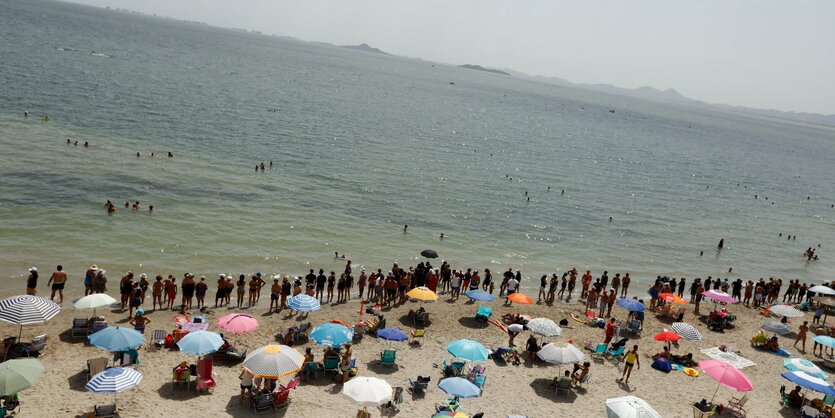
[814,335,835,349]
[288,295,321,312]
[762,322,790,335]
[447,339,489,362]
[464,290,497,302]
[88,326,144,352]
[438,377,481,398]
[176,330,224,355]
[86,367,143,394]
[310,323,353,347]
[784,358,827,380]
[616,298,645,312]
[377,328,408,342]
[781,371,835,395]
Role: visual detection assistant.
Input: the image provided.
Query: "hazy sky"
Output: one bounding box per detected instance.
[70,0,835,114]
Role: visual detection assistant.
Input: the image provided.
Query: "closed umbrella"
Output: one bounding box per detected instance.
[526,318,562,337]
[698,360,753,403]
[216,313,258,334]
[73,293,117,316]
[671,322,702,342]
[288,295,321,312]
[784,358,827,381]
[88,326,144,352]
[616,298,645,312]
[438,377,481,398]
[407,287,438,301]
[507,323,524,333]
[464,290,497,302]
[447,339,489,362]
[0,295,61,340]
[310,323,353,347]
[605,395,662,418]
[243,345,304,378]
[809,286,835,296]
[781,371,835,395]
[0,359,44,396]
[420,249,439,259]
[762,322,791,335]
[343,376,393,406]
[770,305,804,318]
[176,330,224,355]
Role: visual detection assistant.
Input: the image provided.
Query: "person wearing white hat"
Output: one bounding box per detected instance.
[26,267,38,295]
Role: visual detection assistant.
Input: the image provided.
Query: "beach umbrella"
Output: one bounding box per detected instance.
[658,293,686,305]
[616,298,645,312]
[216,313,258,334]
[447,339,490,362]
[526,318,562,337]
[813,335,835,349]
[781,371,835,395]
[0,295,61,340]
[671,322,702,342]
[464,289,497,302]
[809,286,835,296]
[377,328,408,342]
[343,376,393,407]
[86,367,142,406]
[243,344,304,378]
[762,322,791,335]
[438,377,481,398]
[288,295,321,312]
[507,293,533,305]
[310,323,353,347]
[537,343,585,365]
[701,290,736,304]
[88,326,144,352]
[73,293,117,316]
[176,330,224,355]
[784,358,828,381]
[605,395,662,418]
[433,412,470,418]
[698,360,753,403]
[420,249,439,259]
[407,286,438,301]
[654,331,682,343]
[0,359,44,396]
[770,305,804,318]
[507,323,525,333]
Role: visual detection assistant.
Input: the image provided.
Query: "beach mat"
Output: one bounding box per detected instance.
[771,348,792,357]
[700,347,756,369]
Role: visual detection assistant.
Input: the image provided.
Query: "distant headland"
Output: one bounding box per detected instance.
[339,43,389,55]
[458,64,511,76]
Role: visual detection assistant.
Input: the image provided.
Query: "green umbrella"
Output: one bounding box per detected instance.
[0,358,44,395]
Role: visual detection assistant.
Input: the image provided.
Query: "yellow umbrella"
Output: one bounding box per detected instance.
[407,287,438,301]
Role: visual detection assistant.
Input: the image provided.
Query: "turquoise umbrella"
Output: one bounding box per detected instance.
[0,359,44,396]
[176,330,224,355]
[447,339,489,362]
[310,323,353,347]
[88,326,144,352]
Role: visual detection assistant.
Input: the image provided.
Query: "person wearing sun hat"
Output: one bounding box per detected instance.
[25,267,38,295]
[85,264,98,296]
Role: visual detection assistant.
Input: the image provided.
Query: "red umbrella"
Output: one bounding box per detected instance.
[654,331,682,342]
[507,293,533,305]
[659,293,686,304]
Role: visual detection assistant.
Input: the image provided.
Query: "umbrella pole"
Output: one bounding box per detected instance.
[709,382,721,404]
[18,325,23,342]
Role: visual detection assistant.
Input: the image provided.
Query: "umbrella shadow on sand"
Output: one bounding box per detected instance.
[529,378,577,403]
[366,359,400,374]
[66,370,90,392]
[457,316,490,329]
[58,328,84,344]
[223,395,290,418]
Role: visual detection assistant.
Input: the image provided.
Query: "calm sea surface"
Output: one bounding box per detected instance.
[1,0,834,294]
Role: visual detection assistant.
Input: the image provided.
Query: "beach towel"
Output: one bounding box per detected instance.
[770,348,792,357]
[700,347,755,369]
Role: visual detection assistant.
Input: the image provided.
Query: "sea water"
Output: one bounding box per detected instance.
[1,0,834,294]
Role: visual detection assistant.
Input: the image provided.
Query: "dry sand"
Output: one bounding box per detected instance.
[0,288,812,417]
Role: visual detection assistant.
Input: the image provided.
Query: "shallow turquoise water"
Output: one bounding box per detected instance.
[1,0,834,293]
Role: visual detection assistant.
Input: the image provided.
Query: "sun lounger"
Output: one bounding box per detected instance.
[93,404,117,418]
[442,360,466,377]
[86,357,108,381]
[92,320,108,334]
[607,346,626,362]
[409,329,425,345]
[72,318,91,338]
[380,350,397,368]
[294,322,311,344]
[591,343,608,363]
[147,329,166,351]
[251,392,274,414]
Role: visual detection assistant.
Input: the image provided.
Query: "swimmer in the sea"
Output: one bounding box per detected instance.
[104,200,112,207]
[403,225,408,233]
[440,233,445,240]
[132,201,141,211]
[67,139,71,144]
[269,161,273,168]
[136,152,140,158]
[168,152,173,158]
[106,202,117,213]
[718,238,724,249]
[74,141,78,146]
[700,250,704,256]
[24,111,29,118]
[609,217,613,222]
[84,141,88,147]
[149,205,154,213]
[124,201,130,208]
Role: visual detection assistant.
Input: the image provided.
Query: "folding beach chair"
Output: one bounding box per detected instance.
[196,358,216,393]
[352,324,365,342]
[72,318,91,338]
[251,392,274,414]
[294,322,311,344]
[408,375,431,394]
[274,378,299,409]
[380,350,397,368]
[322,357,340,375]
[86,357,108,381]
[93,404,117,418]
[591,343,608,363]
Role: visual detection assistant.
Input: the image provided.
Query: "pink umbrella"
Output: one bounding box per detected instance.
[217,313,259,334]
[699,360,753,403]
[701,290,736,304]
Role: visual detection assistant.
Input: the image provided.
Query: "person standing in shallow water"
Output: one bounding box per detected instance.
[718,238,724,249]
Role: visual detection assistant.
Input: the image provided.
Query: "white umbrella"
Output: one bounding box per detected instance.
[73,294,117,316]
[527,318,562,337]
[537,343,584,365]
[0,295,61,340]
[342,376,392,407]
[809,286,835,296]
[606,396,662,418]
[770,305,804,318]
[508,323,524,333]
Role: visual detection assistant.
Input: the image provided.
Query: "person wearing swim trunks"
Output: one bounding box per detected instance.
[152,276,164,310]
[47,265,67,303]
[247,275,258,307]
[120,272,134,309]
[181,273,195,310]
[280,276,292,309]
[316,269,326,301]
[269,278,281,312]
[215,274,227,308]
[619,345,640,384]
[195,276,208,309]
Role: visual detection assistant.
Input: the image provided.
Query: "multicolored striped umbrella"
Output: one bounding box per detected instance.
[784,358,827,380]
[770,305,804,318]
[243,344,304,378]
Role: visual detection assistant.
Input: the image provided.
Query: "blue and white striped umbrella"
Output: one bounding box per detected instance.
[0,295,61,339]
[86,367,143,394]
[88,326,145,352]
[176,330,224,355]
[781,371,835,395]
[672,322,703,342]
[784,358,828,381]
[762,322,791,335]
[288,295,321,312]
[310,323,353,347]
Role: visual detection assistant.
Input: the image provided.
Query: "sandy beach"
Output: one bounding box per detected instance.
[0,280,822,418]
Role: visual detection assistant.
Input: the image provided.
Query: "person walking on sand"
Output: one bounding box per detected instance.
[25,267,39,295]
[47,265,67,303]
[619,345,640,384]
[794,321,809,352]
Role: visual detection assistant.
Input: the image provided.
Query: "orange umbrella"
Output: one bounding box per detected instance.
[330,319,351,328]
[659,293,686,304]
[654,331,682,342]
[507,293,533,304]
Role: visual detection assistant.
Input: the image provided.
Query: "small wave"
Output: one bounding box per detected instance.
[91,52,112,58]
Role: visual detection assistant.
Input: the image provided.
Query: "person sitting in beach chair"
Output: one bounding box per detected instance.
[572,362,591,386]
[406,307,426,322]
[408,375,431,394]
[442,360,466,377]
[553,370,573,396]
[1,393,20,416]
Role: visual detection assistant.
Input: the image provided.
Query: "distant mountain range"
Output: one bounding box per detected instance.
[458,64,510,76]
[339,43,389,55]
